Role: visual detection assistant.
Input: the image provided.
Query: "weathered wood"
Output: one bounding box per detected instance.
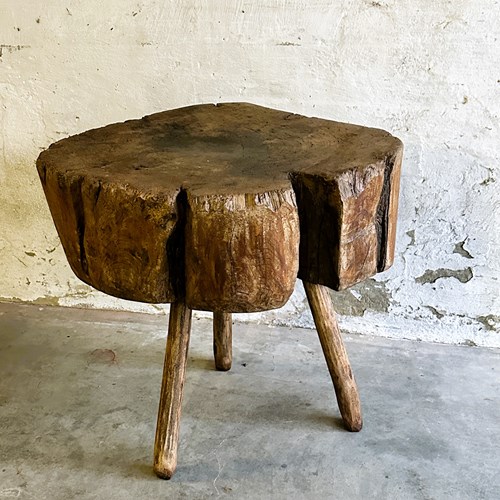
[154,301,192,479]
[185,190,298,312]
[213,312,232,371]
[303,281,362,432]
[34,103,405,480]
[36,103,403,310]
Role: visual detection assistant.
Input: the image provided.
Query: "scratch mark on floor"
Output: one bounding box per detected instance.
[212,438,227,495]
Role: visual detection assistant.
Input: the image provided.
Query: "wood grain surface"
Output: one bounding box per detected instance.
[304,281,362,432]
[213,311,232,371]
[154,301,192,479]
[37,103,402,311]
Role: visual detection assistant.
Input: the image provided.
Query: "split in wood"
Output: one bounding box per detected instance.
[36,103,401,479]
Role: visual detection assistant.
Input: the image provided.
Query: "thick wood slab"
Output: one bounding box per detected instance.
[37,103,402,311]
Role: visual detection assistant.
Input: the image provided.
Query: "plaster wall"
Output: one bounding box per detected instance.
[1,0,498,346]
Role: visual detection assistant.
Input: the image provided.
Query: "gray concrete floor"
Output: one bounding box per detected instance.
[0,303,499,500]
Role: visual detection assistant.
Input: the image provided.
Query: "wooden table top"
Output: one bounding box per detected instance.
[37,103,403,312]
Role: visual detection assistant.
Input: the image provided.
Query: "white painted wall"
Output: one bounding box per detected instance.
[1,1,498,347]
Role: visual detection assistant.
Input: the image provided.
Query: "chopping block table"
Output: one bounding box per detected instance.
[36,103,403,479]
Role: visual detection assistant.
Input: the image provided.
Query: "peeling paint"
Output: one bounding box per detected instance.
[461,339,477,347]
[427,306,445,319]
[1,296,61,306]
[406,229,415,246]
[453,240,473,259]
[480,167,495,186]
[0,0,498,348]
[331,279,390,317]
[416,268,473,285]
[476,315,499,332]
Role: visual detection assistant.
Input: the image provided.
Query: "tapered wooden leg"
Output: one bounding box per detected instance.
[154,301,192,479]
[303,281,363,432]
[213,311,232,371]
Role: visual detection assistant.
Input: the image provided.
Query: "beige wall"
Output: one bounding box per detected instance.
[1,1,499,346]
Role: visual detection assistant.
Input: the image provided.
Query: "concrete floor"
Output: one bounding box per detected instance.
[0,303,499,500]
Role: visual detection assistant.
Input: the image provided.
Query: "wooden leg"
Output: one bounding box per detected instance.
[154,301,192,479]
[213,311,232,371]
[303,281,363,432]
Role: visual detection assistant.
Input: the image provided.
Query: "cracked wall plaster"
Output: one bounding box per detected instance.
[330,280,391,317]
[0,0,499,347]
[415,268,474,285]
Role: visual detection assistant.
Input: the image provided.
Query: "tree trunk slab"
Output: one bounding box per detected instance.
[36,103,403,312]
